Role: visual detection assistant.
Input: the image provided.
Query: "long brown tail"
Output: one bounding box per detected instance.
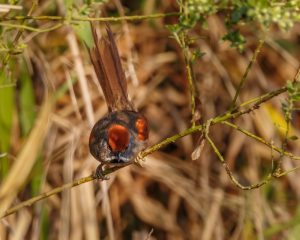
[89,23,134,112]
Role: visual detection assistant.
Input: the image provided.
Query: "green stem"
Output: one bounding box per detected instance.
[229,39,265,111]
[141,85,292,159]
[2,0,39,65]
[205,132,272,190]
[0,165,123,218]
[184,48,197,126]
[222,121,300,160]
[2,67,300,219]
[0,22,63,33]
[0,12,179,22]
[72,12,179,22]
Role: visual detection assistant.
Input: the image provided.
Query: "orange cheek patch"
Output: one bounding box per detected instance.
[108,124,130,152]
[135,118,149,141]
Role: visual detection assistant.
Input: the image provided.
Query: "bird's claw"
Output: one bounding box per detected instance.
[94,164,110,180]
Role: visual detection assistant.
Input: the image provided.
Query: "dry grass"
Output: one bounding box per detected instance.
[1,1,300,239]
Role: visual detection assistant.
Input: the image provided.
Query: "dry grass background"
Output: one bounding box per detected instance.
[1,1,300,239]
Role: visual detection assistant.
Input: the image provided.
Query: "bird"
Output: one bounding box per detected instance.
[88,23,149,179]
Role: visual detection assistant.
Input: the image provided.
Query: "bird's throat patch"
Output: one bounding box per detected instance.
[108,124,130,152]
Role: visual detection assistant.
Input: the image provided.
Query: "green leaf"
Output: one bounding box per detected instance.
[19,60,36,136]
[0,69,15,178]
[192,49,205,62]
[291,93,300,101]
[40,206,49,240]
[230,6,249,24]
[64,0,73,9]
[289,135,298,141]
[30,155,43,196]
[73,21,93,48]
[222,29,246,52]
[287,80,294,93]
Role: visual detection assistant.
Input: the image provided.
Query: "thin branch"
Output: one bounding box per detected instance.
[183,44,197,126]
[216,86,287,123]
[2,67,300,218]
[292,64,300,83]
[0,12,179,22]
[205,132,273,190]
[2,0,38,65]
[1,175,95,218]
[229,38,265,110]
[0,83,16,88]
[73,12,179,22]
[235,64,300,109]
[222,121,300,160]
[276,165,300,177]
[170,28,199,126]
[0,22,63,33]
[0,165,124,218]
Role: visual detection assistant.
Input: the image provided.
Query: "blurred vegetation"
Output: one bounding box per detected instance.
[0,0,300,239]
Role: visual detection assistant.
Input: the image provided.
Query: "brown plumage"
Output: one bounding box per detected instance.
[89,23,134,112]
[88,23,149,179]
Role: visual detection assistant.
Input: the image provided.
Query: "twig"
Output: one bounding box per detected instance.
[1,175,95,218]
[274,64,300,174]
[170,28,198,126]
[0,12,179,22]
[216,86,288,123]
[222,121,300,160]
[0,165,124,218]
[229,38,265,110]
[2,0,38,65]
[205,133,273,190]
[0,83,16,88]
[292,64,300,83]
[0,22,63,33]
[184,46,197,126]
[2,68,300,218]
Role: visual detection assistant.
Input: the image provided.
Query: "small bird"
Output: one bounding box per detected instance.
[88,23,149,179]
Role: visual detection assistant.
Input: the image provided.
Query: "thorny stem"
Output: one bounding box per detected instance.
[2,76,300,218]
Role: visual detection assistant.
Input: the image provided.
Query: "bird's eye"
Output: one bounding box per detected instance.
[108,124,130,152]
[135,118,149,141]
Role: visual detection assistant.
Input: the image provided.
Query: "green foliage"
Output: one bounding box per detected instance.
[0,69,15,179]
[19,60,45,202]
[264,203,300,237]
[73,21,93,47]
[30,155,43,196]
[20,60,36,136]
[0,42,27,55]
[40,206,49,240]
[282,80,300,123]
[172,0,300,51]
[222,29,246,52]
[246,0,300,30]
[65,0,108,20]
